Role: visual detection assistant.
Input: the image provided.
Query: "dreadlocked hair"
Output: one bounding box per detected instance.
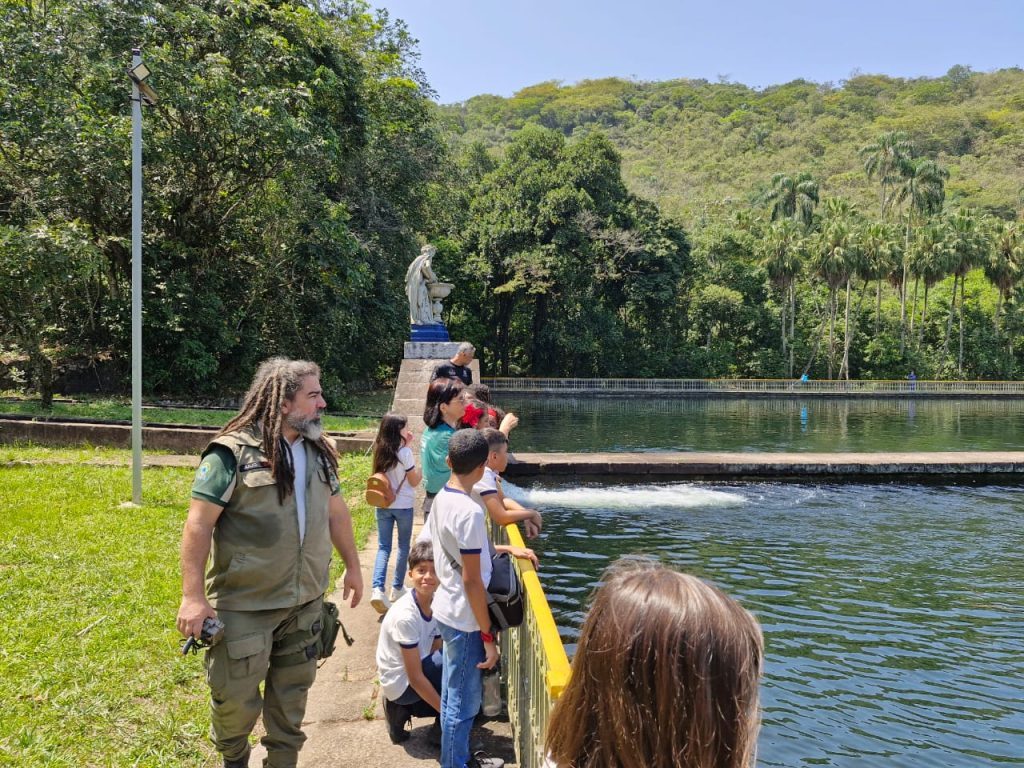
[218,357,338,503]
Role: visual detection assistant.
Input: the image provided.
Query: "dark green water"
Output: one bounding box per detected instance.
[498,396,1024,453]
[504,479,1024,767]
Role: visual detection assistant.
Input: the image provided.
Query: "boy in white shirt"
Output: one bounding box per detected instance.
[376,541,443,745]
[427,429,534,768]
[471,428,543,538]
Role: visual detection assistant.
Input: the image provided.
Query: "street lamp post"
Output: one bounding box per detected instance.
[127,48,156,505]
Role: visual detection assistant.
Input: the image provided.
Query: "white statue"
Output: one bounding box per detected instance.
[405,245,453,325]
[406,245,438,325]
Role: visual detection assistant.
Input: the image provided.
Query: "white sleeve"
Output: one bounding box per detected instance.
[398,445,415,471]
[454,506,487,555]
[472,471,498,499]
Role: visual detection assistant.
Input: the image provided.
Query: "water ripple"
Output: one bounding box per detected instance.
[527,480,1024,767]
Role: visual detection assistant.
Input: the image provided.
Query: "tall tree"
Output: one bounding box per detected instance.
[943,209,988,372]
[892,157,949,351]
[813,217,855,378]
[759,219,803,375]
[859,222,902,334]
[984,220,1022,329]
[860,131,914,218]
[908,221,952,343]
[764,172,820,228]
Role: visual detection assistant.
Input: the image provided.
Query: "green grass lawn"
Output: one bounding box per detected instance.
[0,447,374,767]
[0,398,380,432]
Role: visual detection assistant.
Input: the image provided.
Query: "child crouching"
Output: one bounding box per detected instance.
[375,541,443,745]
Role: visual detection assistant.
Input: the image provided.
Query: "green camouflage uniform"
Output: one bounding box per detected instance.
[191,425,341,768]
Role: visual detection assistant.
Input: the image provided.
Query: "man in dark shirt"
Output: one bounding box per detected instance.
[431,342,474,386]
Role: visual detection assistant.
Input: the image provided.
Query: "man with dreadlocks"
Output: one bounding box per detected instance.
[176,357,363,768]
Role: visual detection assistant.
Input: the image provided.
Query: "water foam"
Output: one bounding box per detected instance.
[503,481,746,510]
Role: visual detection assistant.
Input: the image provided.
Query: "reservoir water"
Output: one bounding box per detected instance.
[504,479,1024,767]
[498,396,1024,453]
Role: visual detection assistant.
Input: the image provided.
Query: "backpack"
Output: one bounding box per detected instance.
[364,464,409,508]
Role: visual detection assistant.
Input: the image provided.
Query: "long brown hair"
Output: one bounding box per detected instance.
[372,413,407,474]
[218,357,338,502]
[545,559,763,768]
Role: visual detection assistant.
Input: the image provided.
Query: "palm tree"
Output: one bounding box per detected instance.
[908,221,953,343]
[760,219,803,374]
[860,131,915,218]
[892,158,948,350]
[859,222,902,334]
[942,209,988,372]
[814,219,855,379]
[984,220,1022,329]
[764,172,820,228]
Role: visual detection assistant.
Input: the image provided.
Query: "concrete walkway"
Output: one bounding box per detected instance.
[248,523,517,768]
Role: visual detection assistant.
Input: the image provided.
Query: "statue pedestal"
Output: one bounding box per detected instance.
[403,340,460,360]
[410,323,450,342]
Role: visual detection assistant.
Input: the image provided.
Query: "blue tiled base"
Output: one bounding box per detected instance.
[410,324,450,342]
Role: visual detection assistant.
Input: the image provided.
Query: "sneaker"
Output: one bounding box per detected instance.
[389,585,407,603]
[383,698,410,744]
[370,588,390,615]
[467,751,504,768]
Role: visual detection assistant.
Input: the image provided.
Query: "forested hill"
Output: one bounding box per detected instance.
[441,68,1024,224]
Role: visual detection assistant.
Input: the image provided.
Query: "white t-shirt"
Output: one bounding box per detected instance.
[470,466,500,511]
[426,485,493,632]
[375,590,440,701]
[289,437,307,543]
[384,446,416,509]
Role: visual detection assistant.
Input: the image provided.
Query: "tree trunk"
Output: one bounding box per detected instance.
[530,295,548,374]
[942,274,958,357]
[827,289,836,380]
[909,278,920,334]
[788,283,796,377]
[780,285,787,360]
[875,280,882,335]
[921,285,930,344]
[958,276,966,375]
[29,347,54,410]
[841,280,852,380]
[495,296,513,375]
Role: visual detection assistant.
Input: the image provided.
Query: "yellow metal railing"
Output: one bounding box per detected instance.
[492,522,572,768]
[482,377,1024,396]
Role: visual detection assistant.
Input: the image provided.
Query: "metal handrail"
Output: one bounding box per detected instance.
[482,377,1024,395]
[492,522,572,768]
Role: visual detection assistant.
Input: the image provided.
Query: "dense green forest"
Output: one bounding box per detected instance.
[443,69,1024,224]
[2,1,1023,401]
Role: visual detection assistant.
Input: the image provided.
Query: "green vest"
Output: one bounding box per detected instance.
[204,426,334,611]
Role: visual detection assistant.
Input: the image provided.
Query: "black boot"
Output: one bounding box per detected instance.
[223,747,250,768]
[383,698,411,744]
[427,716,442,748]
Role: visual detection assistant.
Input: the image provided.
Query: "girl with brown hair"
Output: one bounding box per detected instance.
[544,559,764,768]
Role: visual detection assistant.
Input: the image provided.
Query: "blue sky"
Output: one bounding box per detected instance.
[372,0,1024,104]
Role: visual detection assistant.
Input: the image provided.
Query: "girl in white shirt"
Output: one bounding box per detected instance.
[370,413,422,614]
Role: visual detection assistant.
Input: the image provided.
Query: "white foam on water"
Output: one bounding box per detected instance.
[502,481,747,510]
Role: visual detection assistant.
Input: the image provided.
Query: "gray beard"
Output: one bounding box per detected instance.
[286,414,323,442]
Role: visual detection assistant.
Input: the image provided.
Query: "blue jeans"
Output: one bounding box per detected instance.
[394,649,443,716]
[437,621,484,768]
[372,507,414,591]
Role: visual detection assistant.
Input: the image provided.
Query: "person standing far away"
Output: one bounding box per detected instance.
[432,342,475,386]
[544,559,763,768]
[176,357,363,768]
[908,370,917,392]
